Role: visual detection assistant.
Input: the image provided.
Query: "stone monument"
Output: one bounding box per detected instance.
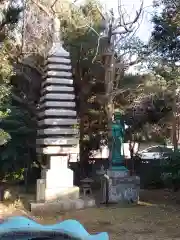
[35,17,79,203]
[102,112,140,203]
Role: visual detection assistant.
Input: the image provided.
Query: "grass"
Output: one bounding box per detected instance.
[1,188,180,240]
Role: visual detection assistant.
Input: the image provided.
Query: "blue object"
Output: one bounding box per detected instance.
[111,112,127,171]
[0,216,109,240]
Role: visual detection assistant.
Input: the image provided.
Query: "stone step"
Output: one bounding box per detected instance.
[41,86,74,95]
[40,93,75,102]
[38,109,77,118]
[39,101,76,109]
[36,138,78,146]
[45,71,72,78]
[45,64,72,71]
[45,57,71,64]
[36,145,79,154]
[38,118,77,127]
[42,78,73,88]
[30,197,96,214]
[37,128,78,135]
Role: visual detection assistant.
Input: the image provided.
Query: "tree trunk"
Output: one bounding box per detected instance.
[75,45,87,177]
[172,94,178,151]
[104,46,114,204]
[177,115,180,144]
[105,99,114,205]
[106,98,114,162]
[129,138,135,175]
[79,93,86,177]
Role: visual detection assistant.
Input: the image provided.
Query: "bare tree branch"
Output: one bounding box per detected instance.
[50,0,59,14]
[30,0,52,17]
[114,0,143,32]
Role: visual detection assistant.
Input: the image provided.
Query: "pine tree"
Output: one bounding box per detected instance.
[0,0,22,41]
[152,0,180,63]
[0,0,24,180]
[150,0,180,189]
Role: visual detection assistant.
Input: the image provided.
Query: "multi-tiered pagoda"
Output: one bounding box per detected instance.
[37,46,79,155]
[35,17,79,202]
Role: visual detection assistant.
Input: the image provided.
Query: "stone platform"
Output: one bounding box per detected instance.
[36,178,80,202]
[45,186,79,201]
[102,169,140,203]
[30,197,96,214]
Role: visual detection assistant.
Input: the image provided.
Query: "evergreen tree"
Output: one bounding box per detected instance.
[151,0,180,146]
[151,0,180,188]
[152,0,180,63]
[0,0,22,41]
[0,0,24,180]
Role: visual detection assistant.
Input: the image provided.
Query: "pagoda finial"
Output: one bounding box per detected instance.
[52,16,61,43]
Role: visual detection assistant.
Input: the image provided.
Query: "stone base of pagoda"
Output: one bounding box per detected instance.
[31,151,96,213]
[36,179,79,202]
[35,154,80,202]
[30,196,96,214]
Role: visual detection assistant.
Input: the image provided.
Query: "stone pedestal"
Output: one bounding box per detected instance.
[36,179,45,202]
[36,155,79,202]
[102,169,140,203]
[32,155,96,213]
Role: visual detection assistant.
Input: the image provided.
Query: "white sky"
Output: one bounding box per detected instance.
[101,0,154,42]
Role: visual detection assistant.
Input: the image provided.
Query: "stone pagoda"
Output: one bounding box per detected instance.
[35,17,79,203]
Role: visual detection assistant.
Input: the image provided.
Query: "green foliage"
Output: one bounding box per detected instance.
[152,0,180,62]
[0,0,22,149]
[0,2,29,180]
[0,0,22,42]
[161,150,180,187]
[145,0,180,146]
[5,168,25,181]
[150,0,180,84]
[0,104,36,179]
[0,44,13,149]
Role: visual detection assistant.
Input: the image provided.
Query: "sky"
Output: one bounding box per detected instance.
[101,0,154,42]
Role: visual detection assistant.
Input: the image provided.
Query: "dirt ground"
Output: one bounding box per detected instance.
[1,189,180,240]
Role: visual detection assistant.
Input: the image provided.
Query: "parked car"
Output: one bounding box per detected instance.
[136,145,174,162]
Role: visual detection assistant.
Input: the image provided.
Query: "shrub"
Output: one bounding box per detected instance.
[161,150,180,191]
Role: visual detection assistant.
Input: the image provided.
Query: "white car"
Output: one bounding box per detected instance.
[137,145,173,160]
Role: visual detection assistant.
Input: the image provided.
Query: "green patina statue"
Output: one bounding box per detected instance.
[111,112,127,171]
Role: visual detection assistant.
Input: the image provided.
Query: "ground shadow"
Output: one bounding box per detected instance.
[139,188,180,206]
